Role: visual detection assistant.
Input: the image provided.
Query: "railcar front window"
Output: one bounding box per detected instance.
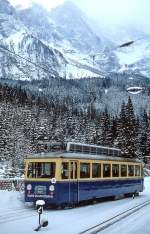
[128,165,134,176]
[27,162,56,178]
[80,163,90,178]
[112,164,119,177]
[92,163,101,178]
[103,164,111,177]
[121,165,127,177]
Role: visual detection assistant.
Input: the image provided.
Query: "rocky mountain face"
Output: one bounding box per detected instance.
[18,1,111,53]
[17,1,120,77]
[0,0,67,81]
[17,3,58,46]
[0,0,150,81]
[0,0,22,38]
[49,1,104,53]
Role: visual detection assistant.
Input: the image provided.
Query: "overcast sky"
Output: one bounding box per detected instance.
[9,0,64,10]
[9,0,150,34]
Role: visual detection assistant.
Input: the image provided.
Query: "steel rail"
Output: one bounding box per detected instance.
[0,207,35,224]
[79,199,150,234]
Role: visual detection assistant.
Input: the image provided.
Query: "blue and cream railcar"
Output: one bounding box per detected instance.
[24,142,144,207]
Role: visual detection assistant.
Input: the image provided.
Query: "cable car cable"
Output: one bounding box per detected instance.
[0,44,61,79]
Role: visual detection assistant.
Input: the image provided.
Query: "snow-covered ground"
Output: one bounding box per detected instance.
[1,177,150,234]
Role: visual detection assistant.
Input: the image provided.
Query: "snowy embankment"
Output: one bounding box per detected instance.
[0,177,150,234]
[144,167,150,176]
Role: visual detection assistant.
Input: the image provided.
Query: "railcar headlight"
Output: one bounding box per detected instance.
[27,184,32,190]
[49,185,55,191]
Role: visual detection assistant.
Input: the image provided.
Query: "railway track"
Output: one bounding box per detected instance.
[0,206,36,224]
[79,199,150,234]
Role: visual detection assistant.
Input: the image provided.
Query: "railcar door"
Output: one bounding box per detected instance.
[69,161,79,205]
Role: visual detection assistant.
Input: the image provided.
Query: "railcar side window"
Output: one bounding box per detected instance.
[103,164,111,177]
[97,148,102,155]
[121,165,127,177]
[27,162,56,178]
[80,163,90,178]
[135,165,140,176]
[61,162,69,179]
[92,163,101,178]
[128,165,134,176]
[91,147,96,154]
[112,164,119,177]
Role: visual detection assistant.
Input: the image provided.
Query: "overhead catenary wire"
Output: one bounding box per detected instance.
[118,34,150,48]
[0,43,60,78]
[1,33,150,80]
[0,42,107,78]
[1,32,150,74]
[91,34,150,62]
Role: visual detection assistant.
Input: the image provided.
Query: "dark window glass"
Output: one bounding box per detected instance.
[103,149,108,155]
[74,162,77,179]
[103,164,111,177]
[75,145,82,152]
[82,146,90,152]
[92,163,101,178]
[91,147,96,154]
[80,163,90,178]
[112,164,119,177]
[97,148,103,155]
[27,162,56,178]
[121,165,127,177]
[108,149,113,156]
[70,144,74,151]
[61,162,69,179]
[135,165,140,176]
[141,166,144,176]
[70,162,73,179]
[128,165,134,176]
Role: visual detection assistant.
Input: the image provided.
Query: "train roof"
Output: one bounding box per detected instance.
[66,142,121,151]
[26,151,142,163]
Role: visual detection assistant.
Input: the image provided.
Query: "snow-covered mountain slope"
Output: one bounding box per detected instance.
[49,1,107,53]
[1,33,68,80]
[0,0,24,39]
[91,19,150,78]
[0,0,68,80]
[1,0,150,81]
[0,0,115,81]
[18,1,113,53]
[17,1,119,76]
[116,37,150,78]
[17,3,60,47]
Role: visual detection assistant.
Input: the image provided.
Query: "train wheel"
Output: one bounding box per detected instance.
[56,203,68,210]
[56,205,62,210]
[92,198,97,204]
[124,193,133,198]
